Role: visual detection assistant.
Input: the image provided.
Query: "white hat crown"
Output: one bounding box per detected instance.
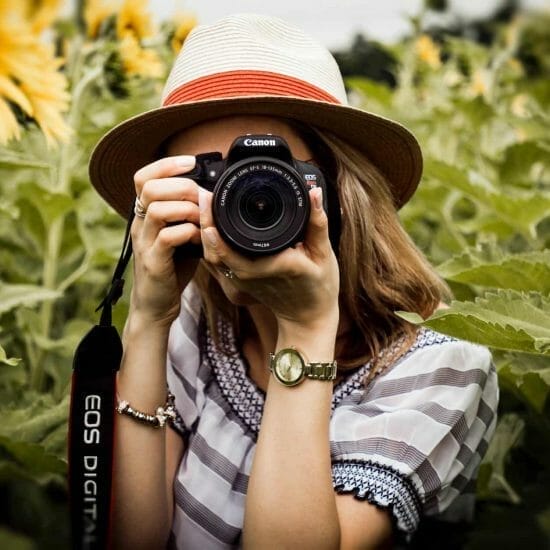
[162,13,348,106]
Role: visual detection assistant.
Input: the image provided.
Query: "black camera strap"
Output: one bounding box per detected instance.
[69,213,134,550]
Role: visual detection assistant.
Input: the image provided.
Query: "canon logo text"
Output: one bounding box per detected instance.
[244,138,276,147]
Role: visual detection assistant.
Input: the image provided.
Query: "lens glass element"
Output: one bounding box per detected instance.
[213,160,309,255]
[239,180,284,230]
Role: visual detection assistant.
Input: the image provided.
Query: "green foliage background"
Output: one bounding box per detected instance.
[0,6,549,550]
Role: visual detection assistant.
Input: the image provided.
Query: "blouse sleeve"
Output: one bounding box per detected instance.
[166,282,209,439]
[330,333,499,537]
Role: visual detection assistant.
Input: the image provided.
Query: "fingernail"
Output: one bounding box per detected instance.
[314,188,323,210]
[203,227,217,247]
[174,155,195,168]
[198,188,207,213]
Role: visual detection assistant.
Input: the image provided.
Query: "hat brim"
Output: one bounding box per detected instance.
[89,96,422,217]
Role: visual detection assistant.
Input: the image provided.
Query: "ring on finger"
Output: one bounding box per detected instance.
[222,267,235,279]
[134,196,147,218]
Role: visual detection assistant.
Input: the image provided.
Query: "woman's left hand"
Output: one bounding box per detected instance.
[199,187,340,331]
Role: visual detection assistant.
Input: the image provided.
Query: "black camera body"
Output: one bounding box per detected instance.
[181,134,340,257]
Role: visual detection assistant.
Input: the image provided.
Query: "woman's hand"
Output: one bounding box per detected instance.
[199,187,340,332]
[130,155,201,328]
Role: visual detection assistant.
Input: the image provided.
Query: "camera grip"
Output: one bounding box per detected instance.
[174,241,203,260]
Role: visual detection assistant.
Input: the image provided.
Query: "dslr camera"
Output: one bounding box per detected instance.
[182,134,340,256]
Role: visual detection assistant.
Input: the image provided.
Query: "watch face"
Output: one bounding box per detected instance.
[274,349,305,386]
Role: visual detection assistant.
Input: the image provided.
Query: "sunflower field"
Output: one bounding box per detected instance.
[0,1,548,548]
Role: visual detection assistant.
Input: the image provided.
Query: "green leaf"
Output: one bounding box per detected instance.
[16,182,75,224]
[499,140,550,187]
[0,394,69,445]
[426,160,550,237]
[437,244,550,293]
[0,343,20,366]
[397,290,550,355]
[0,150,51,170]
[497,353,550,413]
[346,77,394,108]
[0,284,61,315]
[0,527,34,550]
[477,413,524,503]
[0,436,66,478]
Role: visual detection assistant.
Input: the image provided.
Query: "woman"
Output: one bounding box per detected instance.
[89,14,498,549]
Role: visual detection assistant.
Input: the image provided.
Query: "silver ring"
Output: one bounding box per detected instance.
[222,268,235,279]
[134,196,147,218]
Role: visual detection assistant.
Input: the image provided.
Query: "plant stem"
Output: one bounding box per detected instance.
[30,40,100,391]
[57,255,91,293]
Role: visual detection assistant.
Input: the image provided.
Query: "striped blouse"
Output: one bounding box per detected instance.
[166,284,499,549]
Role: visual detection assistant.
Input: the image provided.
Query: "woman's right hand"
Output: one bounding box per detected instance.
[130,155,200,328]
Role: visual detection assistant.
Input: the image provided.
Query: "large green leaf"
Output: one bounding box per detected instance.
[425,160,550,237]
[499,140,550,187]
[497,353,550,413]
[397,290,550,355]
[15,181,75,224]
[0,394,69,446]
[437,244,550,293]
[0,436,66,479]
[0,284,61,315]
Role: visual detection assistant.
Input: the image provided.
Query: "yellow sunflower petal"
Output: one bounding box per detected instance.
[0,98,21,144]
[0,74,33,114]
[117,0,154,40]
[118,34,163,78]
[0,4,71,145]
[415,35,441,69]
[29,0,63,35]
[171,12,197,54]
[84,0,119,39]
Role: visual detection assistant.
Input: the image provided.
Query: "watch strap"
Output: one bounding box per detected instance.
[269,349,337,384]
[304,361,338,381]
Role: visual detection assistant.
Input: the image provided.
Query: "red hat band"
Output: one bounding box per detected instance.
[162,70,342,106]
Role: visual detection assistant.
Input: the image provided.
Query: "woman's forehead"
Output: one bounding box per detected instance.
[165,115,314,160]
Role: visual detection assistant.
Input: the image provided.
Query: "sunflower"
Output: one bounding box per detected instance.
[84,0,118,39]
[171,12,197,54]
[117,0,154,40]
[0,77,26,143]
[0,1,71,145]
[118,34,164,78]
[29,0,63,34]
[415,35,442,69]
[115,0,164,79]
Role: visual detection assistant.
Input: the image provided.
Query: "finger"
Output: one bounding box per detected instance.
[134,155,196,197]
[198,189,222,265]
[140,177,199,209]
[204,230,309,280]
[139,201,200,248]
[303,187,330,260]
[151,223,202,260]
[198,188,214,230]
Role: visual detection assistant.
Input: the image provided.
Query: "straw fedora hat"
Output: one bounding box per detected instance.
[89,13,422,218]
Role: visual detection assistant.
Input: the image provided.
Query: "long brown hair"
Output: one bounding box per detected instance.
[193,124,450,382]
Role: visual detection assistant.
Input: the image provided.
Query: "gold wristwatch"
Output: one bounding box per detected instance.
[269,348,337,387]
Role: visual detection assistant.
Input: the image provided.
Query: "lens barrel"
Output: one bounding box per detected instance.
[212,158,310,255]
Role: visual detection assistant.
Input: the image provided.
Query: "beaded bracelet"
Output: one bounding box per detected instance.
[115,391,177,428]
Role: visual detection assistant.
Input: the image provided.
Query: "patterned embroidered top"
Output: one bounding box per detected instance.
[166,284,499,549]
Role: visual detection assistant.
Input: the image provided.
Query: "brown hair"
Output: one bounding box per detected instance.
[193,125,450,383]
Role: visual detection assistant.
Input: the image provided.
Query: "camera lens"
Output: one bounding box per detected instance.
[241,183,284,230]
[213,159,309,255]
